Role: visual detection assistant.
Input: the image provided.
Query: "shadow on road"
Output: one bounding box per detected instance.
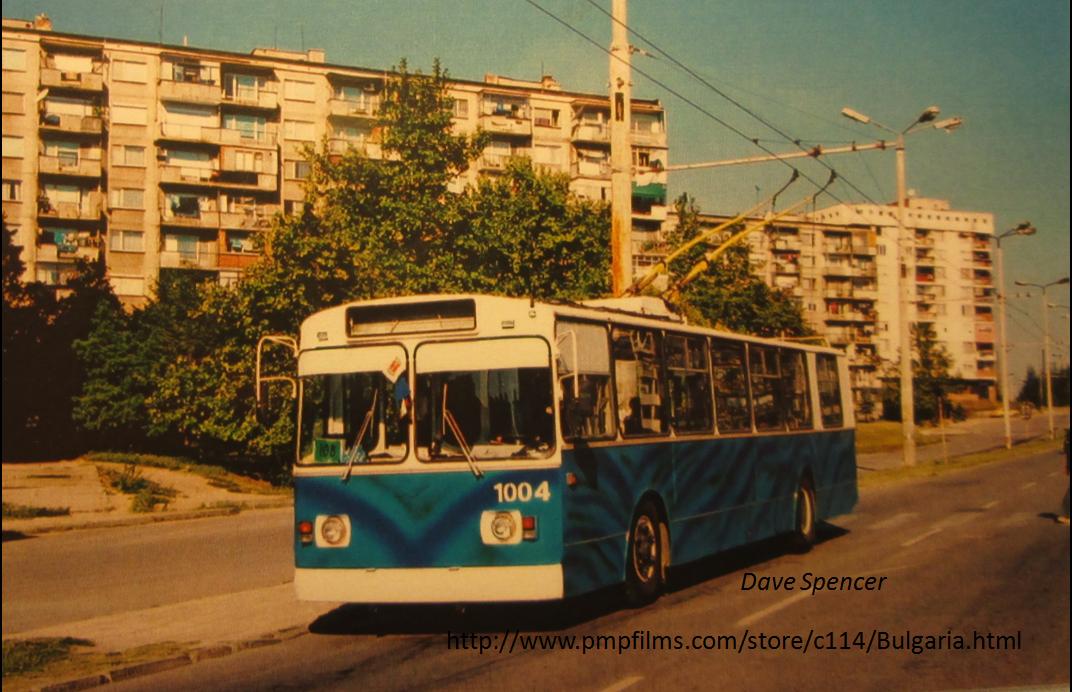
[1,530,32,543]
[309,523,852,636]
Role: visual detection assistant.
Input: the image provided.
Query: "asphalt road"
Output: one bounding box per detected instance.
[1,507,293,634]
[108,449,1070,691]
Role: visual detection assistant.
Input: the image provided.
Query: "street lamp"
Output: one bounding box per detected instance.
[841,105,964,466]
[995,222,1037,449]
[1015,276,1071,440]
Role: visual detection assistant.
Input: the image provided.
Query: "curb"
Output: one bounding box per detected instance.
[31,625,309,692]
[4,501,293,538]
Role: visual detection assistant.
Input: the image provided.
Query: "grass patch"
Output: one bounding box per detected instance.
[2,637,93,677]
[859,438,1061,488]
[855,421,941,454]
[2,639,190,690]
[96,464,178,513]
[1,503,70,519]
[85,452,285,494]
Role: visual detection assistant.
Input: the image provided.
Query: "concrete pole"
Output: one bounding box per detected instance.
[996,237,1013,448]
[609,0,633,296]
[895,134,917,466]
[1042,289,1055,439]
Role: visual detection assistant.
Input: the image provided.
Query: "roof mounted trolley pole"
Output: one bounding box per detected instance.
[610,0,633,296]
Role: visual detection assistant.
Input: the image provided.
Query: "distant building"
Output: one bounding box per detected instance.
[1,16,668,305]
[662,196,996,418]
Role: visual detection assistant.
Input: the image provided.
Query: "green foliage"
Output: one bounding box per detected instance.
[882,323,961,424]
[1,502,71,519]
[3,222,119,459]
[97,464,178,512]
[658,194,809,337]
[2,637,93,677]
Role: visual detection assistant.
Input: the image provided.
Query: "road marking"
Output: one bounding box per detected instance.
[868,512,917,530]
[901,527,943,547]
[1021,482,1037,490]
[735,592,811,628]
[982,500,1000,509]
[600,675,644,692]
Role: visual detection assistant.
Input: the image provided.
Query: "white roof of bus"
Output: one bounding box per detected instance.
[299,293,845,357]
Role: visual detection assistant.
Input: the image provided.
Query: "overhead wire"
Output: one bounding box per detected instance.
[523,0,847,205]
[580,0,881,206]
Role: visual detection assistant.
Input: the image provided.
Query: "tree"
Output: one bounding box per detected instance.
[1016,366,1042,407]
[882,323,957,424]
[656,194,809,337]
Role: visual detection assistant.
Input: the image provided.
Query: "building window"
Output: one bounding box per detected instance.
[2,135,24,158]
[2,179,22,201]
[284,200,305,216]
[284,79,316,102]
[286,160,310,180]
[284,120,315,141]
[223,113,267,141]
[110,230,145,252]
[2,48,26,71]
[533,107,559,127]
[452,98,469,118]
[234,150,264,172]
[112,145,145,167]
[112,60,148,83]
[2,91,23,114]
[111,104,147,125]
[110,188,144,209]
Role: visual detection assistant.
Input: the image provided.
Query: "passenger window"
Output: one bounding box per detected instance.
[816,354,844,428]
[711,339,751,433]
[612,327,667,436]
[749,345,783,431]
[555,321,615,440]
[781,350,813,430]
[666,334,713,434]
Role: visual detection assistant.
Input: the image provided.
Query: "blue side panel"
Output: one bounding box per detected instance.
[560,431,857,597]
[560,442,674,596]
[669,437,754,565]
[294,469,561,569]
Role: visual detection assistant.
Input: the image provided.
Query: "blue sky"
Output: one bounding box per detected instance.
[6,0,1069,386]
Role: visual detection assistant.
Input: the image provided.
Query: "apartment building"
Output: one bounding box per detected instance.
[1,16,668,305]
[663,196,996,418]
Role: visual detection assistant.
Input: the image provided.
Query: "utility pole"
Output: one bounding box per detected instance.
[893,133,916,466]
[1015,276,1070,440]
[609,0,632,296]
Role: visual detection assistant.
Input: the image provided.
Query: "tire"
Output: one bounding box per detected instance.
[790,481,817,552]
[624,500,665,604]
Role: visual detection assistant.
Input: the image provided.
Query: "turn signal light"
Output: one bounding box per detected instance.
[298,520,314,545]
[522,515,537,541]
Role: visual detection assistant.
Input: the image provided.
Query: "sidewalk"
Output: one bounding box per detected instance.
[2,458,291,535]
[857,408,1069,471]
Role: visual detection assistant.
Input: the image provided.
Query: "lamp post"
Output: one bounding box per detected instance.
[841,106,963,466]
[995,222,1037,448]
[1015,276,1071,440]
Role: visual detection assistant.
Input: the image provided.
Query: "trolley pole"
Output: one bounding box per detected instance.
[609,0,633,295]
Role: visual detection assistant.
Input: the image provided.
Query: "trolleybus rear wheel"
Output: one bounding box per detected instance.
[791,480,817,552]
[625,500,664,604]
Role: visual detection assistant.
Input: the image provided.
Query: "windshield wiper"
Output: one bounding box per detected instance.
[441,382,483,479]
[342,389,378,482]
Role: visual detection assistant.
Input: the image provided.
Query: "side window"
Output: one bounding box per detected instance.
[555,321,614,440]
[666,334,713,434]
[816,354,844,428]
[711,339,751,433]
[612,327,666,436]
[749,345,783,431]
[781,350,813,431]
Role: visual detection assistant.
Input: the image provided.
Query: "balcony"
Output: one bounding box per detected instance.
[573,123,609,144]
[159,164,216,185]
[976,323,996,341]
[37,194,102,221]
[328,97,381,119]
[976,367,996,379]
[973,275,993,287]
[40,68,104,92]
[158,79,222,105]
[219,205,278,230]
[480,111,532,137]
[773,261,800,274]
[327,137,382,159]
[160,248,219,270]
[161,207,220,229]
[39,113,104,135]
[35,241,101,263]
[160,122,222,144]
[217,251,260,270]
[222,89,278,111]
[38,154,102,178]
[571,159,611,179]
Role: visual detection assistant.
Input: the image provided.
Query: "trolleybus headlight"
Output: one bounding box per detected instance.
[491,512,517,542]
[314,514,351,548]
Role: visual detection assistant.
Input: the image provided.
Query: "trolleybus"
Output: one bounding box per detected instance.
[259,293,857,604]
